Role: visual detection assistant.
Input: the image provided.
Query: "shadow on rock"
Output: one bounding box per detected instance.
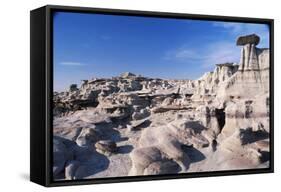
[240,128,269,145]
[135,119,151,130]
[81,150,110,178]
[259,150,270,163]
[181,145,206,163]
[118,145,134,154]
[94,122,126,143]
[185,121,207,134]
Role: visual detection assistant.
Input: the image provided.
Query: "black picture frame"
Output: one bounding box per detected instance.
[30,4,274,187]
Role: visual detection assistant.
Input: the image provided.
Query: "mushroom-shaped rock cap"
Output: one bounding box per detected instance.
[236,34,260,46]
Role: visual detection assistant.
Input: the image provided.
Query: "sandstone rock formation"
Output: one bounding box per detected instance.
[53,34,270,180]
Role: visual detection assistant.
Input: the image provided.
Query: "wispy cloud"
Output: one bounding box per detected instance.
[164,41,240,70]
[200,41,240,68]
[213,22,243,33]
[164,46,201,61]
[175,50,199,59]
[164,22,269,71]
[60,61,87,66]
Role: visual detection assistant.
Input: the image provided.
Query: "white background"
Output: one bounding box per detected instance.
[0,0,279,191]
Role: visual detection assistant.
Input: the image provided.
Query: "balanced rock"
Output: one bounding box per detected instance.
[236,34,260,46]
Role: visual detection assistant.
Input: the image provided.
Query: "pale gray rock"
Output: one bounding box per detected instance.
[143,160,180,175]
[76,127,98,147]
[129,147,181,176]
[218,35,269,99]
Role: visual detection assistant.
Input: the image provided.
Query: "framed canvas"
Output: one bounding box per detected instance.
[30,5,274,187]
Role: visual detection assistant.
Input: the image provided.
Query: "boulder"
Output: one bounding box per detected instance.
[53,136,75,177]
[129,147,166,175]
[129,119,199,175]
[95,140,117,155]
[76,128,98,147]
[143,160,180,175]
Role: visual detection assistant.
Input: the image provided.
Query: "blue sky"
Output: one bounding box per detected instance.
[53,12,269,91]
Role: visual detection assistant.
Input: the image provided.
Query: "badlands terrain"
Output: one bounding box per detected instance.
[53,34,270,180]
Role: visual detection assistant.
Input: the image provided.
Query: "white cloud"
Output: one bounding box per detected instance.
[175,50,199,59]
[200,41,240,68]
[213,22,243,33]
[164,41,240,70]
[164,21,269,70]
[164,46,201,61]
[60,62,86,66]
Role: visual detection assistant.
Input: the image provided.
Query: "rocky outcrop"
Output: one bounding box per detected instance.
[76,127,98,147]
[218,94,269,140]
[219,35,269,99]
[192,62,239,101]
[129,119,210,175]
[53,34,270,180]
[191,34,269,102]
